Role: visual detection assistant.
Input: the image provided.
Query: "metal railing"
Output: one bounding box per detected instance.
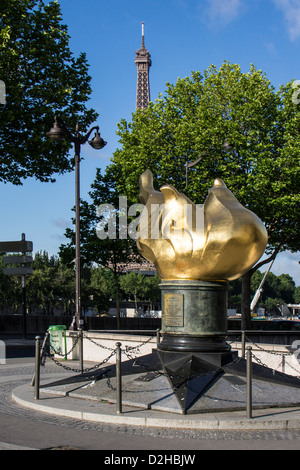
[32,329,300,419]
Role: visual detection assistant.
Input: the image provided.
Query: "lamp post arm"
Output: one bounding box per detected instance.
[186,153,206,169]
[53,115,76,143]
[185,152,206,187]
[80,126,100,144]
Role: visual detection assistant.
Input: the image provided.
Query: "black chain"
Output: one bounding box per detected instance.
[45,348,116,373]
[40,330,300,381]
[244,334,293,356]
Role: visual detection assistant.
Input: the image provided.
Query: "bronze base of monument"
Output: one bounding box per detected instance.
[157,279,237,412]
[158,279,230,353]
[158,334,231,353]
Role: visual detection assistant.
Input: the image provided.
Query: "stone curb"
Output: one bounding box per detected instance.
[12,384,300,432]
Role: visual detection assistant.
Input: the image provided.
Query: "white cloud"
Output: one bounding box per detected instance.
[52,218,70,229]
[204,0,245,26]
[261,251,300,286]
[272,251,300,286]
[273,0,300,41]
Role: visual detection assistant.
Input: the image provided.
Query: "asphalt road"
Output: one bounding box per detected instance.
[0,355,300,452]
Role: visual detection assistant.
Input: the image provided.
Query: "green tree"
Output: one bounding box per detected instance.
[264,298,281,315]
[27,252,57,314]
[249,270,296,314]
[294,286,300,304]
[90,267,115,315]
[110,62,300,329]
[119,272,149,315]
[144,274,161,311]
[26,251,76,314]
[0,255,21,312]
[228,278,242,310]
[277,273,295,304]
[59,168,142,328]
[0,0,97,184]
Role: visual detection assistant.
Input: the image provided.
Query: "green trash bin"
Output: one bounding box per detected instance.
[48,325,67,359]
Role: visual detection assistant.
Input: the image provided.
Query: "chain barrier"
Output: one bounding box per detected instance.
[34,330,300,421]
[37,329,300,397]
[39,330,155,375]
[244,334,293,356]
[82,331,155,352]
[45,349,117,374]
[82,333,156,392]
[41,331,117,374]
[121,342,244,383]
[40,328,300,379]
[81,333,116,352]
[233,333,300,379]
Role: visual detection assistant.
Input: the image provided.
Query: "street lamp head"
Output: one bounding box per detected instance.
[47,116,64,142]
[89,130,107,150]
[222,141,234,153]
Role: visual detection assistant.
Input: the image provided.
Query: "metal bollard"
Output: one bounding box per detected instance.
[79,329,83,374]
[115,342,122,415]
[281,354,285,374]
[156,329,160,346]
[31,331,49,387]
[241,330,246,358]
[34,336,41,400]
[246,345,253,419]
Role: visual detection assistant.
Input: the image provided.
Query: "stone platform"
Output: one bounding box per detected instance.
[40,349,300,415]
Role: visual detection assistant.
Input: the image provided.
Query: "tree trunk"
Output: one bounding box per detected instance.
[241,249,280,331]
[241,271,252,331]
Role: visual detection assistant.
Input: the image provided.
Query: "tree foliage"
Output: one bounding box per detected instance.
[59,167,143,327]
[109,62,300,328]
[119,272,161,316]
[228,270,298,315]
[0,251,119,315]
[111,63,299,256]
[0,251,76,314]
[0,0,98,184]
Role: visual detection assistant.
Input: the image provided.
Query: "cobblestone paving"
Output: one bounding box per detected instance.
[1,361,300,444]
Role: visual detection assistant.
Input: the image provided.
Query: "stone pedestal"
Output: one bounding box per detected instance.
[157,279,237,412]
[158,280,230,353]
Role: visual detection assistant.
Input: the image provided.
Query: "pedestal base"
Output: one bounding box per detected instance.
[159,279,229,353]
[158,334,231,353]
[157,349,238,413]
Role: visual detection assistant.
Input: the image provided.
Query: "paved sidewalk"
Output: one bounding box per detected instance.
[12,379,300,432]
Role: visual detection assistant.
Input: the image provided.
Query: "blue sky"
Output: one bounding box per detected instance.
[0,0,299,286]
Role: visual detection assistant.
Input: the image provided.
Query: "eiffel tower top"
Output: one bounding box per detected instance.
[135,22,151,65]
[141,22,145,48]
[135,23,151,110]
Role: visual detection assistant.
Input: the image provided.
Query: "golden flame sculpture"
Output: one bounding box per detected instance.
[137,170,268,281]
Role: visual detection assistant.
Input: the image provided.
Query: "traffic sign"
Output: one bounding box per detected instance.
[3,267,33,276]
[3,255,33,264]
[0,240,33,253]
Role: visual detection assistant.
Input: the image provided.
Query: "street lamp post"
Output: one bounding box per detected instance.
[47,116,106,330]
[185,141,233,187]
[185,152,206,188]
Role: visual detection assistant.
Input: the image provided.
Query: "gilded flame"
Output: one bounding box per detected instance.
[137,170,268,281]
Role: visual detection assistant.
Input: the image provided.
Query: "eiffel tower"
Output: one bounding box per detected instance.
[135,23,151,110]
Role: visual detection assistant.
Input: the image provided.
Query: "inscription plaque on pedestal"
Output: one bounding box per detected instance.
[164,293,184,327]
